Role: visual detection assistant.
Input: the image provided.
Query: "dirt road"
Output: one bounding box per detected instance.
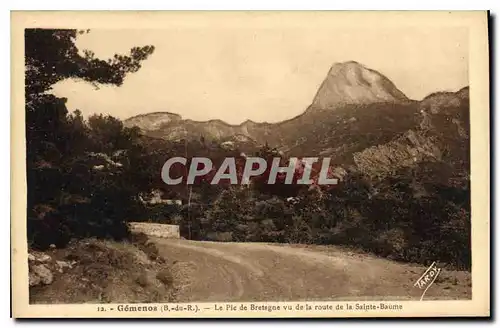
[153,238,471,302]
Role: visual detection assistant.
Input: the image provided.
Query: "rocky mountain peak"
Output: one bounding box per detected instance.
[310,61,409,110]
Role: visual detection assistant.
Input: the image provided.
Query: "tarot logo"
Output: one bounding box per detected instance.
[414,262,441,301]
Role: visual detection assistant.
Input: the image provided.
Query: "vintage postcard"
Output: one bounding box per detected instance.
[11,11,490,318]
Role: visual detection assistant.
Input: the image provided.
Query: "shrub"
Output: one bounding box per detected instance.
[156,269,174,286]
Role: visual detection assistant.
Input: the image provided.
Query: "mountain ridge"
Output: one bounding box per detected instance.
[123,61,469,174]
[124,62,467,132]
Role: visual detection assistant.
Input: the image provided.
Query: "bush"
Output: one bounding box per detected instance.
[156,269,174,286]
[130,232,165,263]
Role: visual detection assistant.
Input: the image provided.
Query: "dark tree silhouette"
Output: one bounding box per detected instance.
[25,29,155,248]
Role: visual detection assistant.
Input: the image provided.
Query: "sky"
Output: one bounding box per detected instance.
[51,26,469,125]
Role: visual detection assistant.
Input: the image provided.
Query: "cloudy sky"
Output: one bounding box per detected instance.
[51,25,468,124]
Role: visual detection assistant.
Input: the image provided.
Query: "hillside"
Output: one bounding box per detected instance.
[123,62,415,149]
[124,62,469,182]
[29,235,177,304]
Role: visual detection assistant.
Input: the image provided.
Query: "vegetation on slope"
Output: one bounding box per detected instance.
[26,29,155,248]
[29,234,177,304]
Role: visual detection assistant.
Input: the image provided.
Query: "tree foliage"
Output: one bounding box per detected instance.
[25,29,155,95]
[25,29,155,249]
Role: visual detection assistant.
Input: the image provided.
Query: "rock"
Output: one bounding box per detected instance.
[28,254,36,262]
[332,167,348,181]
[38,254,51,262]
[56,260,72,273]
[29,271,41,287]
[31,251,52,263]
[30,264,53,285]
[352,129,441,179]
[49,244,56,249]
[311,61,408,110]
[220,141,235,150]
[135,273,150,287]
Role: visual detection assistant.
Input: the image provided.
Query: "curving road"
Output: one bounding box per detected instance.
[152,238,471,302]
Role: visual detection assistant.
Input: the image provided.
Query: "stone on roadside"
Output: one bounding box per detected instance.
[30,264,53,285]
[56,260,73,273]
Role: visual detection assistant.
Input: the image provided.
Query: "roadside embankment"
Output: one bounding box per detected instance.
[29,234,177,304]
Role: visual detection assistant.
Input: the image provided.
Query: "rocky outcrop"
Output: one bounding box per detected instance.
[352,86,468,180]
[124,112,182,130]
[353,130,441,179]
[30,264,53,286]
[28,250,75,287]
[310,61,409,110]
[420,86,469,114]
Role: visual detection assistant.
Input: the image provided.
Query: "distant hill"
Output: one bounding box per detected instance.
[124,62,469,186]
[123,61,412,147]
